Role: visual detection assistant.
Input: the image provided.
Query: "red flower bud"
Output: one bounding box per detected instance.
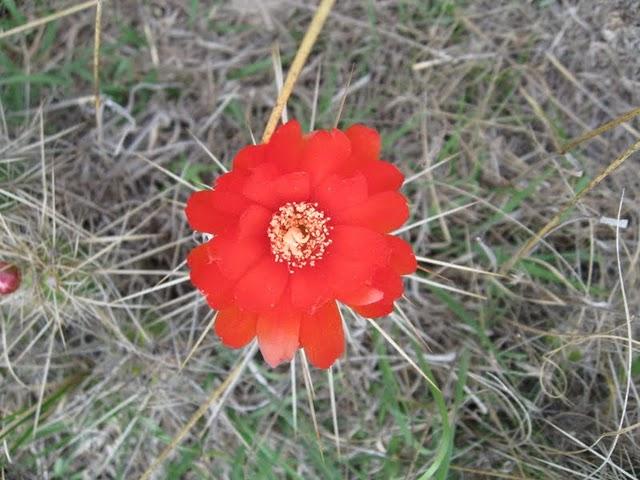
[0,262,20,295]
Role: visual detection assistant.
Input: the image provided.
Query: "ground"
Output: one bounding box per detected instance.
[1,1,640,479]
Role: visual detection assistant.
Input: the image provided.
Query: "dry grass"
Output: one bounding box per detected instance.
[1,1,640,478]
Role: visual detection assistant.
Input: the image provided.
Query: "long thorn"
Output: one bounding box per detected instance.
[366,317,442,393]
[180,311,217,370]
[416,256,506,278]
[333,64,355,129]
[328,367,341,457]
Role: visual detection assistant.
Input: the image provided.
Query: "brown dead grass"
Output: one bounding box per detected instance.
[1,1,640,478]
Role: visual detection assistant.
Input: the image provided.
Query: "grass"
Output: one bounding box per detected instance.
[1,0,640,478]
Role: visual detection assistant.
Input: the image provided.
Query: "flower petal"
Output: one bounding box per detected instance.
[343,124,381,173]
[333,191,409,233]
[185,190,248,234]
[353,267,403,318]
[267,120,305,172]
[361,161,404,194]
[242,162,281,208]
[215,233,268,281]
[320,225,390,294]
[257,294,300,367]
[326,225,390,264]
[215,170,249,193]
[321,257,375,295]
[234,256,289,312]
[353,300,394,318]
[187,242,234,309]
[387,235,417,275]
[215,306,257,348]
[233,144,267,171]
[244,170,311,209]
[273,171,311,204]
[290,266,332,314]
[301,129,351,186]
[313,173,368,216]
[237,204,272,239]
[300,300,344,369]
[346,124,381,160]
[337,285,384,306]
[187,241,215,270]
[372,266,404,301]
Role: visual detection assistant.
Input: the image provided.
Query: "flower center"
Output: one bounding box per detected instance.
[268,202,332,272]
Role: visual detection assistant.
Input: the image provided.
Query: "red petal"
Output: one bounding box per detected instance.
[290,266,332,313]
[353,301,394,318]
[337,285,384,306]
[242,162,281,208]
[233,144,267,171]
[321,257,375,294]
[299,301,344,369]
[267,120,305,172]
[234,256,289,312]
[361,161,404,194]
[301,129,351,186]
[313,173,368,216]
[185,190,247,234]
[326,225,389,265]
[244,169,311,209]
[343,124,381,173]
[372,266,404,300]
[353,267,403,318]
[187,241,215,270]
[346,124,380,160]
[215,170,249,193]
[215,233,268,281]
[387,235,417,274]
[256,293,301,367]
[272,171,311,204]
[188,242,234,309]
[215,306,257,348]
[320,225,390,294]
[333,191,409,233]
[212,191,251,216]
[237,205,272,239]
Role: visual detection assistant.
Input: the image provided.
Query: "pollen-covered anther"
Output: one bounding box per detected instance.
[268,202,332,271]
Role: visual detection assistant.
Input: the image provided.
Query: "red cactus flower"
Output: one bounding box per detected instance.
[186,120,416,368]
[0,262,20,295]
